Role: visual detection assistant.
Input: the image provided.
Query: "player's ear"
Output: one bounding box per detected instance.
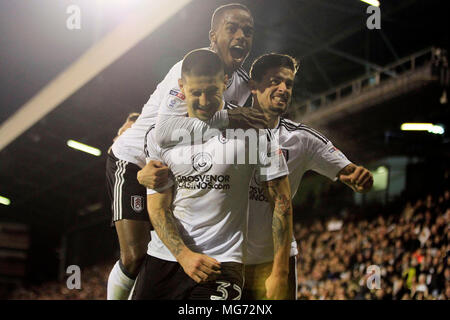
[209,29,216,47]
[249,79,257,95]
[178,78,185,94]
[223,73,228,89]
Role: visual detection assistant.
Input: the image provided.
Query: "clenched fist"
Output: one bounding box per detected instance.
[137,160,169,189]
[338,164,373,193]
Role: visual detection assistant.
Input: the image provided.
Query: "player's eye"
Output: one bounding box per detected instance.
[205,88,218,96]
[226,25,237,33]
[270,78,281,85]
[191,91,202,97]
[243,27,253,38]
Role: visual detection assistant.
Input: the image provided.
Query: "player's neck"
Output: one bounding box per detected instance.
[266,115,280,129]
[210,46,236,78]
[272,116,281,129]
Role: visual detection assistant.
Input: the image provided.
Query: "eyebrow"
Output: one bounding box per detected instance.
[271,76,294,84]
[225,21,254,29]
[271,76,289,81]
[189,86,219,92]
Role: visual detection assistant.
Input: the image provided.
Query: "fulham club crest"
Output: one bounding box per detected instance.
[192,152,213,173]
[131,195,144,213]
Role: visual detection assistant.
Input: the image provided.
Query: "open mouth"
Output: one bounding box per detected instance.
[229,45,246,60]
[272,95,288,105]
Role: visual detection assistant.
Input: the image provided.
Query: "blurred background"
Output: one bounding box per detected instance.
[0,0,448,299]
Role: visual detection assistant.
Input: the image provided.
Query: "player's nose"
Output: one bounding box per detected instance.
[199,93,207,106]
[277,81,288,92]
[234,27,245,40]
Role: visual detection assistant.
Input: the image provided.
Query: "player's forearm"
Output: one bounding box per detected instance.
[149,207,188,259]
[338,163,357,177]
[265,176,293,275]
[272,195,293,275]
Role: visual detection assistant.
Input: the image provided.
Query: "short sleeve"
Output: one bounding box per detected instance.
[256,129,289,182]
[158,88,189,117]
[308,139,351,181]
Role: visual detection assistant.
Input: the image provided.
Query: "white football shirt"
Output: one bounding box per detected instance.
[246,117,352,265]
[111,59,251,167]
[145,126,289,263]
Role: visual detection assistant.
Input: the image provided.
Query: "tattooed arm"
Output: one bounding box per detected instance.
[263,174,293,299]
[147,188,221,283]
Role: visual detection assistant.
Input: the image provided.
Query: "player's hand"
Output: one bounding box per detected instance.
[227,108,269,130]
[177,248,221,283]
[137,160,169,189]
[265,272,289,300]
[339,165,373,193]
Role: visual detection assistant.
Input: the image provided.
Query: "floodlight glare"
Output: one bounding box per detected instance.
[401,123,433,131]
[0,196,11,206]
[0,0,193,152]
[400,123,445,135]
[428,125,444,135]
[67,140,102,156]
[360,0,380,7]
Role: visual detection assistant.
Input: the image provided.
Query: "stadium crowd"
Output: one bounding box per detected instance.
[8,188,449,300]
[296,189,449,300]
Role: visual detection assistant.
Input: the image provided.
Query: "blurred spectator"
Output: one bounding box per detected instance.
[413,273,429,299]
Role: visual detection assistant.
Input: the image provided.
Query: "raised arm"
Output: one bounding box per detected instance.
[263,174,293,300]
[147,188,221,283]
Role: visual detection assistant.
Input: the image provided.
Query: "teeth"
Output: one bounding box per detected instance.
[273,96,286,104]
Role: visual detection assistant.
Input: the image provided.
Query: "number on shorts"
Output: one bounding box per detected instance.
[210,281,242,300]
